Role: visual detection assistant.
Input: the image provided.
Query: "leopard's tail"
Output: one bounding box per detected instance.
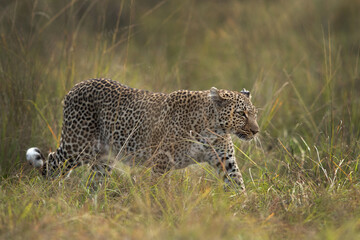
[26,147,45,169]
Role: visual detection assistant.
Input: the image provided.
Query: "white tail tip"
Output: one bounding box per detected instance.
[26,147,44,168]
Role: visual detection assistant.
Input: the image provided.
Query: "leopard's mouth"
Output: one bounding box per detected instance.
[235,132,254,141]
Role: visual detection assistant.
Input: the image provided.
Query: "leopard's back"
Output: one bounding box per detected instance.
[62,79,168,162]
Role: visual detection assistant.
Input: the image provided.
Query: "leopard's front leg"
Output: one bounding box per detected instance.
[206,135,246,192]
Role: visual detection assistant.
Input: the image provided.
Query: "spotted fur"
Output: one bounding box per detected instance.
[26,78,259,190]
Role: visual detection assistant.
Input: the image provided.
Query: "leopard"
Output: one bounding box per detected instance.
[26,78,259,191]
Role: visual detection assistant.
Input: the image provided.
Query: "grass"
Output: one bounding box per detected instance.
[1,0,360,239]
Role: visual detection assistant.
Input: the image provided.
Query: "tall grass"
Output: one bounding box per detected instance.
[1,0,360,239]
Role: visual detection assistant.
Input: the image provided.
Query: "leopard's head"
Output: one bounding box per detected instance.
[209,87,259,141]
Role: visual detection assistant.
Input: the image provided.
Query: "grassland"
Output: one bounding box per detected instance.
[1,0,360,239]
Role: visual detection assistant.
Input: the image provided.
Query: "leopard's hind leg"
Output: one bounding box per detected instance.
[26,83,106,178]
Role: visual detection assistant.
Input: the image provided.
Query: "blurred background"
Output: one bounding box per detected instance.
[0,0,359,180]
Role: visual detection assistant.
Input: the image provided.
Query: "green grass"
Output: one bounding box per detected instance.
[1,0,360,239]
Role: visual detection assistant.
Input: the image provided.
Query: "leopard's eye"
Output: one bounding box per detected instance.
[236,109,247,117]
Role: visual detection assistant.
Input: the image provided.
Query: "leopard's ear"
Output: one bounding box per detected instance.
[209,87,225,106]
[209,87,220,100]
[241,88,251,99]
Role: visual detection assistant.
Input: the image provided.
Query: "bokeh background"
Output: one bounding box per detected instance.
[1,0,360,238]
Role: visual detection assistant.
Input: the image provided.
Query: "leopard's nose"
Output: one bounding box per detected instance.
[251,129,259,135]
[250,121,259,135]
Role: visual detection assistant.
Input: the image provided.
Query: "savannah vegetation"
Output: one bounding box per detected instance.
[1,0,360,239]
